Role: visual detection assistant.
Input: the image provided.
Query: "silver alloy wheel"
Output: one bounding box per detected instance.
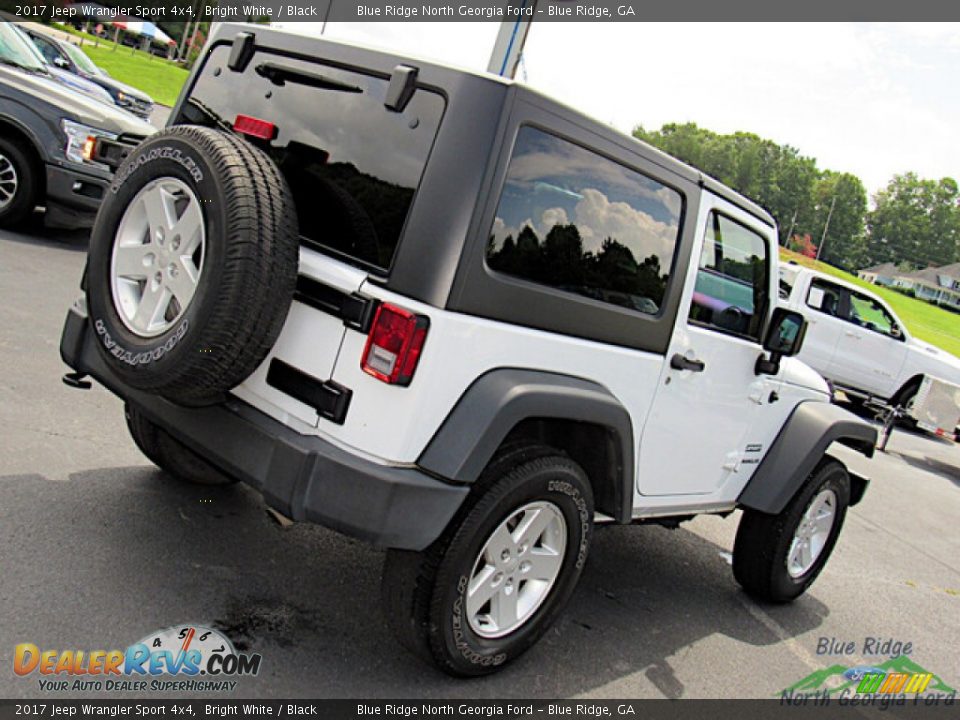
[466,501,567,639]
[786,489,837,578]
[0,152,19,210]
[110,178,206,338]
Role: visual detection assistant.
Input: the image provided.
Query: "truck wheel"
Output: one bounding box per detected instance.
[892,380,921,429]
[733,458,850,603]
[381,445,594,676]
[0,137,40,229]
[85,126,299,407]
[125,404,237,486]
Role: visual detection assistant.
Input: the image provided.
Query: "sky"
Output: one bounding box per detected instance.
[273,22,960,198]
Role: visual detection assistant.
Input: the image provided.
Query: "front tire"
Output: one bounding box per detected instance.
[0,137,40,229]
[381,445,593,676]
[733,458,850,603]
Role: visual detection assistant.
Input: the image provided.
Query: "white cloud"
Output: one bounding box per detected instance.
[492,189,677,264]
[541,206,569,230]
[572,189,677,260]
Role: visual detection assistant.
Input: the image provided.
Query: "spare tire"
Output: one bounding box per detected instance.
[85,125,299,406]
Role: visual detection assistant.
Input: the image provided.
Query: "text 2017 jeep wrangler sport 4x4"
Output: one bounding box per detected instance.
[60,24,878,676]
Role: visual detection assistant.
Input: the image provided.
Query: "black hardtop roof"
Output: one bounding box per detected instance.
[210,22,776,229]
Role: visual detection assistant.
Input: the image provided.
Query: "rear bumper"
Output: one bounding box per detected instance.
[60,304,468,550]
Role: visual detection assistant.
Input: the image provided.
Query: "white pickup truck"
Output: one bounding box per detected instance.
[779,264,960,408]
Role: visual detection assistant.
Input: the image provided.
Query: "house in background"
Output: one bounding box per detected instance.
[859,262,960,310]
[857,262,900,287]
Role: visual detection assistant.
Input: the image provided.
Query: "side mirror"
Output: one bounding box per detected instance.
[756,308,807,375]
[54,56,69,68]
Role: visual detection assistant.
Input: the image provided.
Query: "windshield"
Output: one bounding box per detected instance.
[0,23,48,72]
[60,39,102,76]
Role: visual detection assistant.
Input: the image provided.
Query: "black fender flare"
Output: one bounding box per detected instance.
[738,401,877,514]
[418,368,635,522]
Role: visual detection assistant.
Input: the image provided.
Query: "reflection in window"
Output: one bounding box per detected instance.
[848,293,896,336]
[689,213,769,341]
[486,127,682,315]
[179,46,445,272]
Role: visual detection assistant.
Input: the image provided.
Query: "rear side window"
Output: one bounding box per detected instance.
[806,278,843,317]
[486,126,683,315]
[689,212,769,341]
[179,46,445,273]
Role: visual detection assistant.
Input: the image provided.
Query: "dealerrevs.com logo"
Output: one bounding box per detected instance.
[14,625,261,693]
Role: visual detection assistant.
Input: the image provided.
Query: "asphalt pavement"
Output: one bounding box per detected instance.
[1,223,959,699]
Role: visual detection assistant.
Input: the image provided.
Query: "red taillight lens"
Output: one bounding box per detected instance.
[361,303,429,386]
[233,114,277,140]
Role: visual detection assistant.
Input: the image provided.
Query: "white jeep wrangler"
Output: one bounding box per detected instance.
[60,24,877,676]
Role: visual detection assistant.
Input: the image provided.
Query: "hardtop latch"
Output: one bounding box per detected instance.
[385,64,419,112]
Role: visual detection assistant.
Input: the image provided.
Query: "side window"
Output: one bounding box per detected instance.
[486,126,683,316]
[847,292,899,337]
[806,278,843,318]
[32,37,61,65]
[778,266,798,300]
[689,212,769,341]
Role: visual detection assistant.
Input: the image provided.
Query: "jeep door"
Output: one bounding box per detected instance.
[638,193,782,496]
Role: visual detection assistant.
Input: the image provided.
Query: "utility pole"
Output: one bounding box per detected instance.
[815,195,837,263]
[782,208,798,247]
[487,0,539,78]
[178,20,192,61]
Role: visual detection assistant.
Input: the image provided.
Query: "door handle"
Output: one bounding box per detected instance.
[670,353,706,372]
[844,330,861,339]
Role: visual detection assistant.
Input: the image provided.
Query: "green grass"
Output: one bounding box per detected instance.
[48,23,188,106]
[781,248,960,357]
[78,44,188,106]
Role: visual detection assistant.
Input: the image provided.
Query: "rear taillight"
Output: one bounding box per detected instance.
[233,114,277,140]
[361,303,429,386]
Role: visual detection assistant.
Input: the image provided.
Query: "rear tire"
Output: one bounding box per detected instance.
[125,404,237,486]
[381,444,593,676]
[0,137,40,229]
[733,458,850,603]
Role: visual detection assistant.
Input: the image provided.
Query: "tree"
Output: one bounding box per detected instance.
[633,123,822,246]
[787,233,818,259]
[811,172,868,271]
[866,173,960,267]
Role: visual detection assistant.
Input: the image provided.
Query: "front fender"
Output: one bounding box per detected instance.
[737,401,876,514]
[904,343,960,391]
[0,97,61,162]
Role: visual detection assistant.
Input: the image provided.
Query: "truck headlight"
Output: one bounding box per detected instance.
[61,119,117,166]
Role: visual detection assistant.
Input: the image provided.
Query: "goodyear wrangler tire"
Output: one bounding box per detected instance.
[733,458,850,603]
[381,444,594,677]
[85,126,299,407]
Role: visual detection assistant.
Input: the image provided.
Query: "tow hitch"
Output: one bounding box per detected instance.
[62,372,91,390]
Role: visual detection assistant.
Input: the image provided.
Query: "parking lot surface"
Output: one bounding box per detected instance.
[1,225,959,699]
